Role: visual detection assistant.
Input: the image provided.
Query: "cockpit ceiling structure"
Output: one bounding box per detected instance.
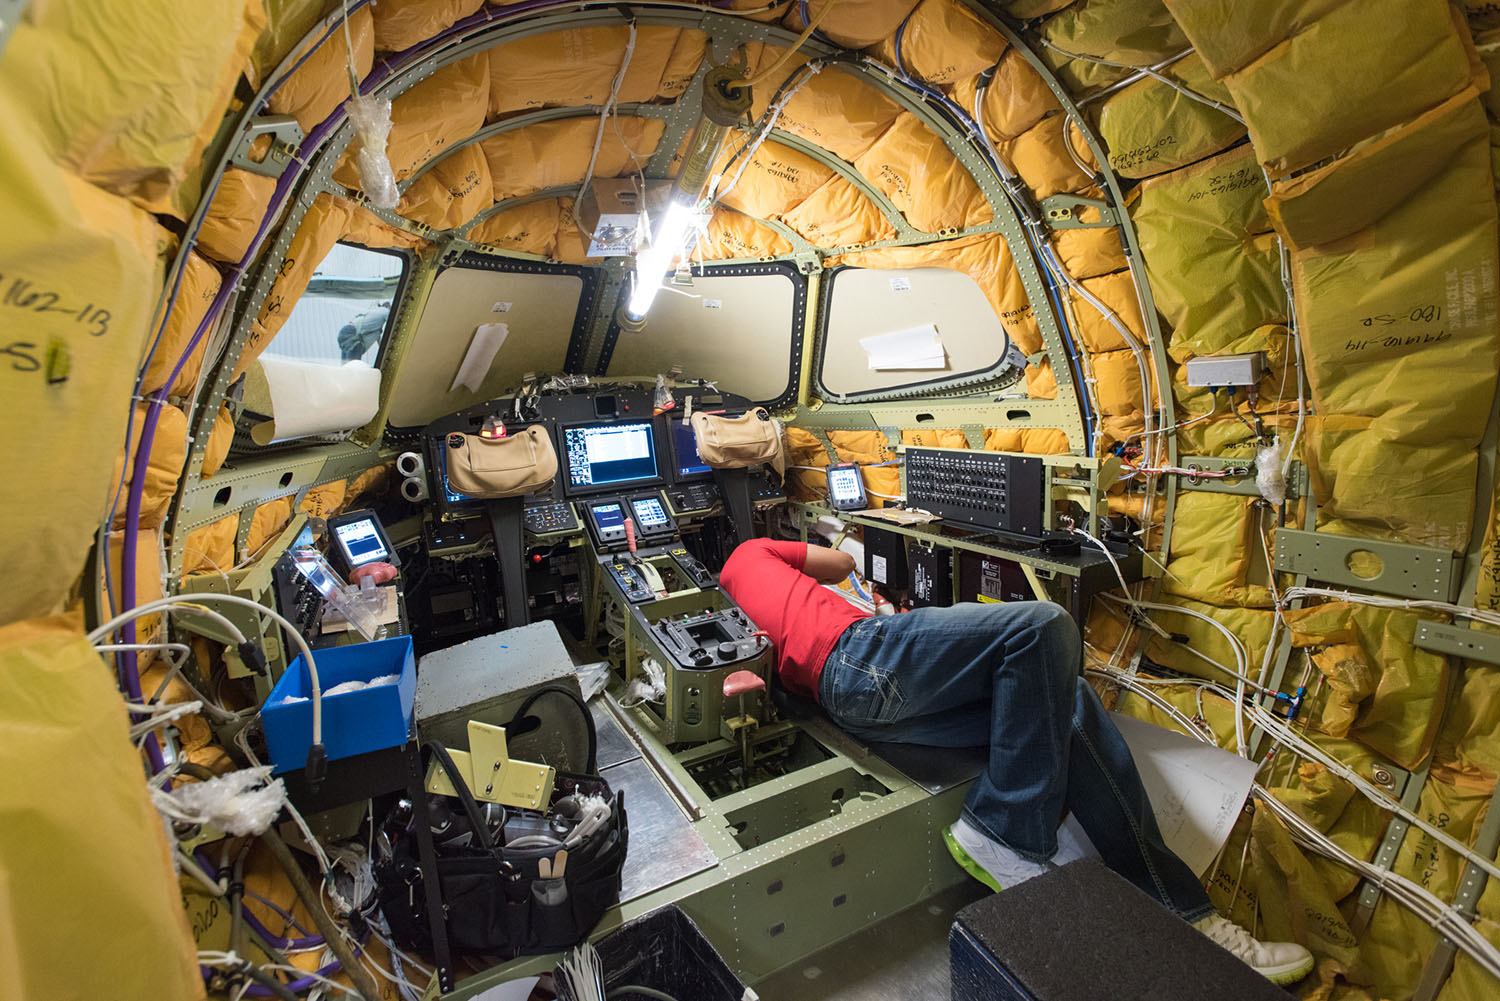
[4,2,1500,1000]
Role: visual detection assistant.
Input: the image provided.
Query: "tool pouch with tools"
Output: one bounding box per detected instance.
[374,691,627,956]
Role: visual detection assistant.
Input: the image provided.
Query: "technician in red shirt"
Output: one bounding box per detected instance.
[718,538,1312,985]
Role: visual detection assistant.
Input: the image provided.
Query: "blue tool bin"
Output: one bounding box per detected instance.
[262,635,416,775]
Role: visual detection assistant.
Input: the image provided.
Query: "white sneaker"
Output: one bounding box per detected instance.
[1052,812,1100,865]
[1194,913,1314,984]
[944,817,1054,891]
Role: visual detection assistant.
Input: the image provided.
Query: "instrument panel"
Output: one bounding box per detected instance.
[419,386,756,526]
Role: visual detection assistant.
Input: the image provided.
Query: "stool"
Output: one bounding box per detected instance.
[950,861,1293,1001]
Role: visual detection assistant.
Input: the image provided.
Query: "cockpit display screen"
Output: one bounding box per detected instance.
[562,421,659,494]
[671,420,712,481]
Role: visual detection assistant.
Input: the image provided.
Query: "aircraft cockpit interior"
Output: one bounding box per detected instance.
[8,3,1500,1001]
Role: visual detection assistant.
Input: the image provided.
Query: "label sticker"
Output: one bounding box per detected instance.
[704,299,723,310]
[872,554,888,583]
[889,276,912,292]
[491,301,512,313]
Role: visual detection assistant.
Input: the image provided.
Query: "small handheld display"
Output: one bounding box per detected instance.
[825,463,868,511]
[325,509,399,576]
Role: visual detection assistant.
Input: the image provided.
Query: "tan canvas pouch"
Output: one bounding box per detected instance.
[445,424,557,498]
[691,408,784,473]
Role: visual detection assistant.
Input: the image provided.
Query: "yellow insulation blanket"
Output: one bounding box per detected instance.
[0,616,201,1001]
[0,92,167,624]
[1293,133,1499,552]
[487,26,707,115]
[2,0,265,218]
[1094,53,1245,179]
[1164,0,1481,178]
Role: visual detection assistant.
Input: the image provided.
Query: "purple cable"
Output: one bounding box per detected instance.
[242,902,325,951]
[115,0,660,771]
[201,957,342,998]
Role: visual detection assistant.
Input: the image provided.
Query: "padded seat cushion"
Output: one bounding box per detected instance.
[950,861,1293,1001]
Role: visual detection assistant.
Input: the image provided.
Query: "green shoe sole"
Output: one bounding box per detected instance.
[1263,955,1316,986]
[943,826,1002,892]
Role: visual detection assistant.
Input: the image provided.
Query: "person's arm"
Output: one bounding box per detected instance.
[801,544,856,584]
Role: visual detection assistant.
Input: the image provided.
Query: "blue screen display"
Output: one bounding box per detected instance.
[438,452,473,505]
[564,422,659,491]
[672,421,711,479]
[591,503,625,529]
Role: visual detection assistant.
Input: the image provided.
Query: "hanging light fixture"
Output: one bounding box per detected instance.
[618,65,753,332]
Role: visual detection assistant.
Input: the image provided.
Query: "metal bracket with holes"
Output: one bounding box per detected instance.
[1272,529,1461,601]
[1172,455,1305,499]
[228,115,306,178]
[1413,620,1500,665]
[1038,194,1118,229]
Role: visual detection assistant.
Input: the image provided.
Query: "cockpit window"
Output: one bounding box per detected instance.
[817,266,1023,402]
[598,263,802,407]
[262,243,406,366]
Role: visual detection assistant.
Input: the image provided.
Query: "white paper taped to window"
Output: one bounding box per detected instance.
[860,323,947,370]
[449,322,509,394]
[245,356,382,445]
[1110,712,1258,876]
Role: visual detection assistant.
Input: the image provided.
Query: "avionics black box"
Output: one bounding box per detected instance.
[908,542,952,607]
[864,525,909,589]
[957,551,1032,604]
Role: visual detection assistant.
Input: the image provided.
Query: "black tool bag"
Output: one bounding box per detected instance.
[375,688,628,957]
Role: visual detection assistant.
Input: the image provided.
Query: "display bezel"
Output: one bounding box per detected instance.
[559,419,662,497]
[324,508,400,573]
[667,416,714,483]
[825,463,868,511]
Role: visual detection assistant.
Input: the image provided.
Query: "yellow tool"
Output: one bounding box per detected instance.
[423,720,556,810]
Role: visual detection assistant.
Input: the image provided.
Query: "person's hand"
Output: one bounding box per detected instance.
[803,544,856,584]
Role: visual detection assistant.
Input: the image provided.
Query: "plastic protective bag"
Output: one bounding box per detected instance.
[347,92,400,209]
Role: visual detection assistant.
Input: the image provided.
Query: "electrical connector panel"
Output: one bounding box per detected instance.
[1183,352,1268,388]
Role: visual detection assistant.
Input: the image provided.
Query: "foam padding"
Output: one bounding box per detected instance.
[949,861,1292,1001]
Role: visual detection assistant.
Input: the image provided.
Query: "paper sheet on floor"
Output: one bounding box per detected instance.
[1111,712,1258,876]
[860,323,947,370]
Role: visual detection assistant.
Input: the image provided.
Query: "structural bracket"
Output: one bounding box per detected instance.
[228,115,306,178]
[1413,619,1500,666]
[1039,194,1118,230]
[1273,529,1461,602]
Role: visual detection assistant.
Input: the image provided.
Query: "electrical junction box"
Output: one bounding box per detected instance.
[579,178,671,257]
[958,552,1032,604]
[1183,351,1267,388]
[864,526,909,589]
[908,543,952,608]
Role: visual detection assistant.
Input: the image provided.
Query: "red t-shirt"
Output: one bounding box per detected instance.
[718,539,868,701]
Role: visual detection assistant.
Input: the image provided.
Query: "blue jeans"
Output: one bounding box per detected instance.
[818,601,1214,921]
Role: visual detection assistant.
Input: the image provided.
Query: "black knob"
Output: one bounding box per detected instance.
[717,641,738,659]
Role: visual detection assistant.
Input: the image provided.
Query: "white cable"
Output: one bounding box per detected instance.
[1245,700,1500,887]
[1035,38,1245,124]
[1279,585,1500,629]
[97,593,323,747]
[572,21,637,232]
[1095,589,1252,756]
[89,599,246,647]
[712,61,823,201]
